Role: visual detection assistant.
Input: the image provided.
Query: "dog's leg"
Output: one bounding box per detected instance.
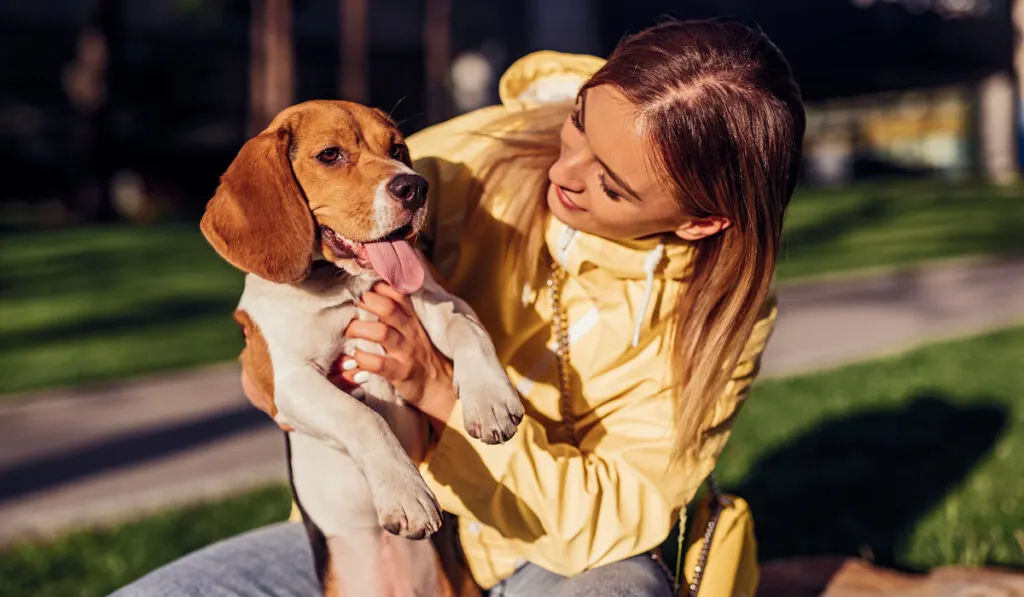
[411,289,524,445]
[349,310,429,460]
[445,312,524,444]
[290,430,387,597]
[275,363,441,539]
[286,434,332,590]
[320,531,452,597]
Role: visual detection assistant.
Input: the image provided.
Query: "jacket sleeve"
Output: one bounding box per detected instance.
[419,294,779,576]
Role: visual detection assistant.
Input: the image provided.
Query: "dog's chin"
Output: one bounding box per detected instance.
[318,210,426,275]
[333,257,373,278]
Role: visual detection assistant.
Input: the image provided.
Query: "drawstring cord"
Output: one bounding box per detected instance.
[632,243,665,348]
[526,227,664,349]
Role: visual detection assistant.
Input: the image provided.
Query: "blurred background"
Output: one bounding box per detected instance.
[0,0,1019,227]
[0,1,1022,596]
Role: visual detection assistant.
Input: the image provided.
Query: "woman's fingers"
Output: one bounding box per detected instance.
[345,319,401,347]
[371,282,416,313]
[338,350,408,384]
[358,289,413,327]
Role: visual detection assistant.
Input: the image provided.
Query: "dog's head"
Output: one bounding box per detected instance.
[200,100,428,292]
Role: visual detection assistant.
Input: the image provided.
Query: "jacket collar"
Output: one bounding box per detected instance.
[545,216,695,282]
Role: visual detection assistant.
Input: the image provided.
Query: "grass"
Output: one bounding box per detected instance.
[0,225,245,396]
[0,485,292,597]
[2,327,1020,597]
[1,180,1022,396]
[716,325,1024,570]
[777,179,1024,280]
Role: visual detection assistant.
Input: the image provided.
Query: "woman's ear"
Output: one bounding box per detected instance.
[674,216,731,241]
[200,126,316,283]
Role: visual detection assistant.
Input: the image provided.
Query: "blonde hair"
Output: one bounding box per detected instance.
[465,103,570,290]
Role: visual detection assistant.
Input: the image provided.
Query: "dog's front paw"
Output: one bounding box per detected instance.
[373,471,442,540]
[457,373,525,445]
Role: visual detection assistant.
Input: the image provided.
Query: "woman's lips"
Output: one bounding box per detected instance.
[555,185,585,212]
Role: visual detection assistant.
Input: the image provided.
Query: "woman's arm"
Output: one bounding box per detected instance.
[346,287,779,576]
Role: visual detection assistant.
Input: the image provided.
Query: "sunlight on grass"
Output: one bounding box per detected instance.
[717,326,1024,570]
[2,328,1020,597]
[0,225,245,395]
[1,181,1021,395]
[778,180,1024,280]
[0,485,291,597]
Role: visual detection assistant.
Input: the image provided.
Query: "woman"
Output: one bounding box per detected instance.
[115,19,804,597]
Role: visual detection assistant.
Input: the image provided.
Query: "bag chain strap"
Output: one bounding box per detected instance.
[546,262,577,445]
[545,261,721,596]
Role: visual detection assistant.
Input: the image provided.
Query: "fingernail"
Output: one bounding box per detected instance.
[342,359,357,371]
[353,371,370,384]
[351,387,366,400]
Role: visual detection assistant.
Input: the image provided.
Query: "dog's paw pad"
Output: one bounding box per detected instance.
[375,476,441,540]
[460,381,525,445]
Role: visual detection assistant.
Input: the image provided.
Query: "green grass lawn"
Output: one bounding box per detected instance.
[716,326,1024,570]
[777,179,1024,280]
[0,225,245,396]
[0,486,292,597]
[3,327,1021,597]
[1,180,1022,396]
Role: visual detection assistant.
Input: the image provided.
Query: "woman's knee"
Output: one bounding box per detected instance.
[555,555,674,597]
[110,522,318,597]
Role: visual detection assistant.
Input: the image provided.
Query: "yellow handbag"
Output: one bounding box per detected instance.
[549,262,759,597]
[667,476,760,597]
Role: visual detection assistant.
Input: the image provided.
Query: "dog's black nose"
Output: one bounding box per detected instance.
[387,174,428,210]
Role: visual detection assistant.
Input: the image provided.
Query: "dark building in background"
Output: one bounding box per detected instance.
[0,0,1018,224]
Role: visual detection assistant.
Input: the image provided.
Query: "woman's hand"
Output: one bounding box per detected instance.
[341,282,458,431]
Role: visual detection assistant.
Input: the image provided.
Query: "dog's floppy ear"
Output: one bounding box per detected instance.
[200,126,315,283]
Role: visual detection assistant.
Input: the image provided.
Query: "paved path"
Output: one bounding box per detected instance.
[1,258,1021,545]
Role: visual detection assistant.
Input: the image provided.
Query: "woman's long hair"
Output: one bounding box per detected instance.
[468,19,806,461]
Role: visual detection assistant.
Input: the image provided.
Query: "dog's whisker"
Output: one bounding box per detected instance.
[387,97,407,120]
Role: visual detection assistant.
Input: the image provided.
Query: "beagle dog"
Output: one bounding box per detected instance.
[200,100,524,597]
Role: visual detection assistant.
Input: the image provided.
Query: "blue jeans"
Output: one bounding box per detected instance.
[111,522,674,597]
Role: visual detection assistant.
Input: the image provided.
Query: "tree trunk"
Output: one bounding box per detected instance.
[62,0,122,223]
[249,0,295,136]
[423,0,452,125]
[1014,0,1023,174]
[339,0,369,103]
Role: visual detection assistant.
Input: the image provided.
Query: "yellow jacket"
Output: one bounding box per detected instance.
[406,51,778,589]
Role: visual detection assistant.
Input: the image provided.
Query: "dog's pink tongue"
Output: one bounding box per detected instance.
[364,240,425,294]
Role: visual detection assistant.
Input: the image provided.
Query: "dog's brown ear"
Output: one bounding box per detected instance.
[200,126,315,283]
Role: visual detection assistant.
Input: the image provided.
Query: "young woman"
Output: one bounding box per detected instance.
[115,19,804,597]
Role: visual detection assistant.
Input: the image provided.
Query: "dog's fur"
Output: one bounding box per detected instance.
[201,100,524,597]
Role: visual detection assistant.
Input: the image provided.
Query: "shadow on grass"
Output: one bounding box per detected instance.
[733,394,1007,568]
[783,192,893,251]
[780,183,1024,279]
[0,296,239,352]
[0,231,232,302]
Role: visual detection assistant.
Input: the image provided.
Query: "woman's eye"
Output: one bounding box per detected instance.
[599,173,622,201]
[570,109,584,132]
[390,144,408,163]
[317,148,342,164]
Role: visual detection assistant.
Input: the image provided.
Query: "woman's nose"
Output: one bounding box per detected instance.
[550,147,587,193]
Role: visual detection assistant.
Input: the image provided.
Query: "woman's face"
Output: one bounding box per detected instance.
[547,85,728,242]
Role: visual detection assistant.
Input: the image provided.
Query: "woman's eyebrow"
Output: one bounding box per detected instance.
[580,91,643,200]
[597,157,642,200]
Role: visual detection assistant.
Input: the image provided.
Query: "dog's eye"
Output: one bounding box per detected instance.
[317,148,342,164]
[390,144,408,163]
